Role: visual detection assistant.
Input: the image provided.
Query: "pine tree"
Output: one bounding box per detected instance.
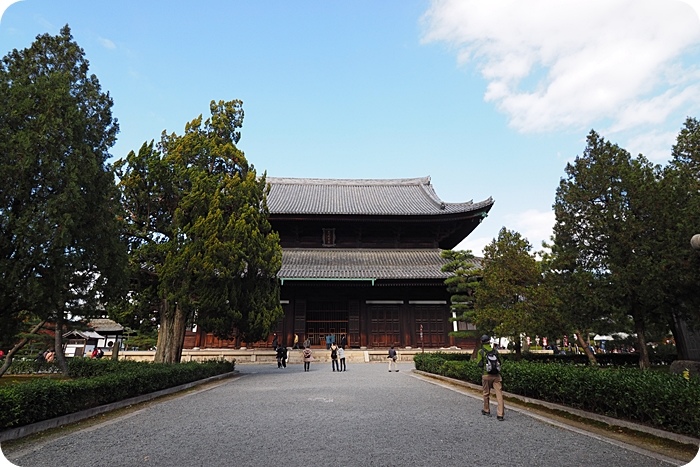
[441,249,481,342]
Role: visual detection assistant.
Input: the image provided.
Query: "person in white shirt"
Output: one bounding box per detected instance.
[338,346,346,371]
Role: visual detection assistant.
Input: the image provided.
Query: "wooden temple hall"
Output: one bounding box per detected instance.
[184,176,494,350]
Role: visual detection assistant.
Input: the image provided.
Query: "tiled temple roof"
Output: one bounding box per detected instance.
[279,248,480,280]
[266,176,493,216]
[88,318,124,333]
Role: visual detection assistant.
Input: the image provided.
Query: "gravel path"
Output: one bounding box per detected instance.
[2,361,681,467]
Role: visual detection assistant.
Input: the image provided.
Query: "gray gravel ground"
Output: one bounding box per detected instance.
[2,360,685,467]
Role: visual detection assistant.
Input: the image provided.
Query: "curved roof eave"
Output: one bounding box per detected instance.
[266,175,494,216]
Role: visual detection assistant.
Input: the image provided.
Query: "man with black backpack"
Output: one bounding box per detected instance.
[475,334,504,421]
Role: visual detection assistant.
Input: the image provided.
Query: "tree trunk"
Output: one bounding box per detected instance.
[54,311,69,375]
[514,339,522,360]
[575,329,598,365]
[669,313,690,360]
[0,320,47,377]
[111,338,120,361]
[634,315,651,369]
[154,299,187,363]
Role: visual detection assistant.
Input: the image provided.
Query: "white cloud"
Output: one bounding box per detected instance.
[454,209,555,257]
[98,37,116,50]
[501,208,556,252]
[681,0,700,18]
[454,234,493,256]
[421,0,700,135]
[0,0,22,25]
[625,128,679,162]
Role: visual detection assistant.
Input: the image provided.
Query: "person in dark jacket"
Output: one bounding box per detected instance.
[387,346,398,372]
[276,345,287,368]
[330,342,339,371]
[474,334,504,420]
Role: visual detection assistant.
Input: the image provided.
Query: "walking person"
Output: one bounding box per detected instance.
[338,346,346,371]
[387,346,398,372]
[303,346,313,372]
[293,333,299,349]
[325,334,332,350]
[276,345,286,368]
[330,342,340,372]
[272,333,278,351]
[340,334,347,349]
[475,334,505,421]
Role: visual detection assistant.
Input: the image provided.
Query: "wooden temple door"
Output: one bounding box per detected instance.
[414,305,446,348]
[368,305,400,347]
[306,300,348,348]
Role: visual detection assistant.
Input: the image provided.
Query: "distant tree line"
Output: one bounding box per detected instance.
[444,122,700,368]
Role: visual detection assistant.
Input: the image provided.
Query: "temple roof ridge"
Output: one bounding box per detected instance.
[266,175,494,216]
[266,175,432,186]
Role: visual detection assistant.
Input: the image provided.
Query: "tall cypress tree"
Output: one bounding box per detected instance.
[0,26,127,374]
[116,100,283,363]
[658,118,700,358]
[552,130,661,368]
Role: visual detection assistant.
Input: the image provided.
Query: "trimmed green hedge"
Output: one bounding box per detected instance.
[0,358,235,430]
[512,352,674,366]
[4,359,62,375]
[412,350,673,366]
[414,352,700,437]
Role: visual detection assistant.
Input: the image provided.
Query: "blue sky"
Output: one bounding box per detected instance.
[2,0,700,256]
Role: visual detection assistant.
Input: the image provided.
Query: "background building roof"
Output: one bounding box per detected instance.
[88,319,124,333]
[267,176,493,216]
[279,248,481,280]
[63,330,104,340]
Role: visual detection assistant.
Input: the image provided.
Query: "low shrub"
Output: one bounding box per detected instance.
[0,359,235,430]
[514,352,652,366]
[4,359,61,375]
[414,353,700,437]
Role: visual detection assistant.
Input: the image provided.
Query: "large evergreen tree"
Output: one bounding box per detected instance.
[0,26,127,374]
[473,228,553,358]
[658,117,700,358]
[552,130,662,368]
[116,100,282,363]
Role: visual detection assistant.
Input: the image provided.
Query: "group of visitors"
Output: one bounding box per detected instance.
[324,333,347,350]
[329,340,346,371]
[273,333,353,372]
[269,331,506,422]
